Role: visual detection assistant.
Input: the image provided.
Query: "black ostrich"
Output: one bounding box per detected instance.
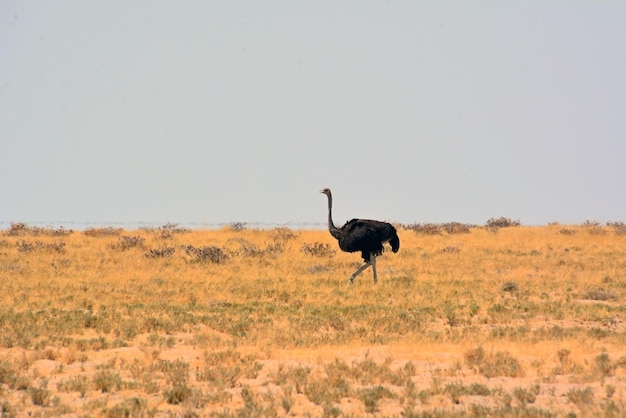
[320,188,400,284]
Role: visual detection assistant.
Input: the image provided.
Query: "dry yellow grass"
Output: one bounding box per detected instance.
[0,222,625,416]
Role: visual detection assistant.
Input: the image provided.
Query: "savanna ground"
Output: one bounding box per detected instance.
[1,220,626,417]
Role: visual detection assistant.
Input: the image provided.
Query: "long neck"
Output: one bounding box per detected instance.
[325,192,343,239]
[326,192,335,229]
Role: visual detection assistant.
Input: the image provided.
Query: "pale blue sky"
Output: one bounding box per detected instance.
[2,1,625,228]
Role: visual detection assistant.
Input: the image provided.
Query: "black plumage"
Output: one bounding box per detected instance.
[321,188,400,284]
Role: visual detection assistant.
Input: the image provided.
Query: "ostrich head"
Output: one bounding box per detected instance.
[320,188,331,197]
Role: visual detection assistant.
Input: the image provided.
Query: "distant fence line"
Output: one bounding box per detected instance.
[0,220,327,231]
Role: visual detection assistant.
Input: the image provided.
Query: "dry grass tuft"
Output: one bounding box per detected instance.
[464,346,525,378]
[582,289,617,302]
[110,235,145,250]
[184,245,229,263]
[301,242,336,257]
[84,227,123,237]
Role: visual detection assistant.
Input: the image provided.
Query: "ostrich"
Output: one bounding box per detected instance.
[320,188,400,284]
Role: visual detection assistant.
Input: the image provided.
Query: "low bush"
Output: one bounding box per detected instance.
[84,227,123,237]
[486,217,521,228]
[110,235,145,250]
[16,240,66,253]
[4,223,72,237]
[403,223,442,235]
[300,242,335,258]
[144,246,176,258]
[464,346,524,378]
[184,245,229,263]
[442,222,473,234]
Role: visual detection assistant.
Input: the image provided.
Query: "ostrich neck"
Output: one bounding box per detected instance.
[326,193,343,239]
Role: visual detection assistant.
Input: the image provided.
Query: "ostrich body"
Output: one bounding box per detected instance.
[321,188,400,284]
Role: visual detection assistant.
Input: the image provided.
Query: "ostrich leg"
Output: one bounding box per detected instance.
[348,254,378,284]
[348,260,372,284]
[371,255,378,283]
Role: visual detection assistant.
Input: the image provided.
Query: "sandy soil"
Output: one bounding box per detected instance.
[2,321,625,417]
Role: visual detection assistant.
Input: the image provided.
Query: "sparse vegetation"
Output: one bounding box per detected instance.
[84,227,123,237]
[608,221,626,235]
[403,222,474,235]
[501,281,519,293]
[58,375,89,397]
[230,222,247,231]
[16,240,66,253]
[110,235,145,250]
[144,246,176,258]
[184,244,229,263]
[441,245,460,253]
[0,222,625,416]
[464,346,525,378]
[139,223,191,240]
[486,216,521,229]
[442,221,473,234]
[3,222,72,237]
[93,368,123,393]
[301,242,336,257]
[582,288,617,301]
[566,386,595,408]
[583,219,606,235]
[270,226,299,242]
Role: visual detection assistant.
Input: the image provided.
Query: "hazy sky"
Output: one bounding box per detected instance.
[2,1,625,228]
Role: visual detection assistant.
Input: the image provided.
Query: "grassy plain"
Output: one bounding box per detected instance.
[0,222,625,417]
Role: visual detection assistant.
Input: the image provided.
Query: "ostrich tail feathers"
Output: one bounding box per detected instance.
[390,234,400,253]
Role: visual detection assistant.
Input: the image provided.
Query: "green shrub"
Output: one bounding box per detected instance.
[464,346,524,378]
[93,370,122,392]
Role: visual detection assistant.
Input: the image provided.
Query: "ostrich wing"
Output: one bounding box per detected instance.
[339,221,383,260]
[344,219,399,252]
